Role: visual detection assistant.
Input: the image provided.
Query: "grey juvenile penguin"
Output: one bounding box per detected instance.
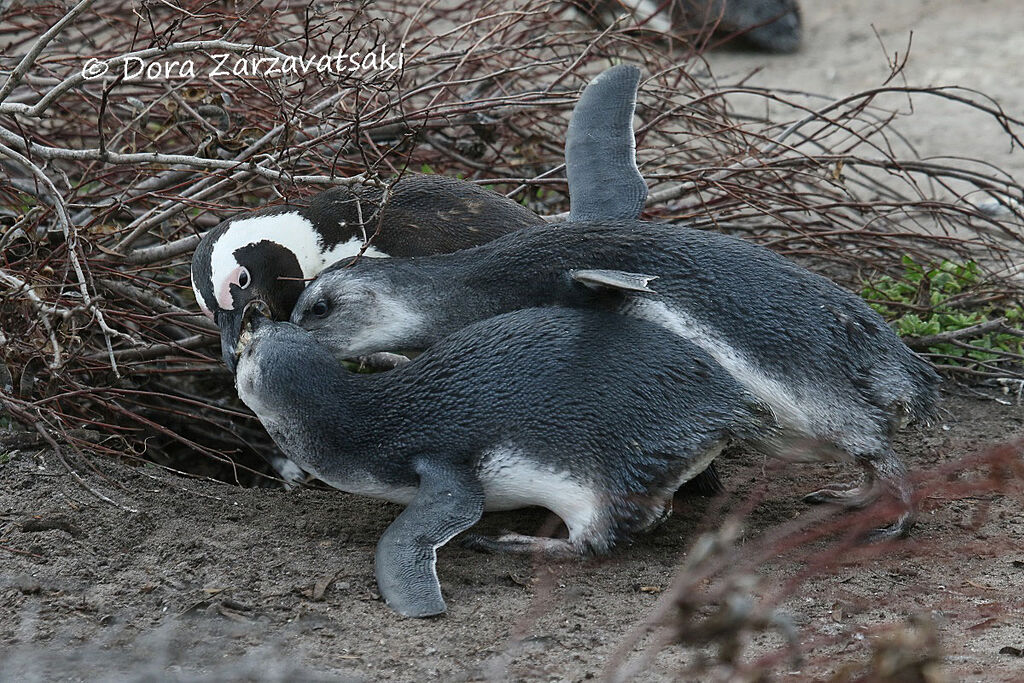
[292,220,941,537]
[234,302,773,617]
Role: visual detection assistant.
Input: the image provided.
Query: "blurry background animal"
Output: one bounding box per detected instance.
[585,0,802,52]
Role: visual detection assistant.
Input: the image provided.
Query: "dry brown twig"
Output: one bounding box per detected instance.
[595,442,1024,681]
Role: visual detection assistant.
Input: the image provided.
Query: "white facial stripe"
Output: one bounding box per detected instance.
[210,213,322,311]
[207,214,388,313]
[191,270,215,319]
[323,235,388,262]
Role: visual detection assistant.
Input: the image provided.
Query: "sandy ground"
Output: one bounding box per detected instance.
[708,0,1024,182]
[3,1,1024,681]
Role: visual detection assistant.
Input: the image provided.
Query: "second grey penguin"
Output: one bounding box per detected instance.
[291,220,941,537]
[234,303,773,617]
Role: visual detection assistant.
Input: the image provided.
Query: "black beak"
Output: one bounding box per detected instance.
[220,300,271,373]
[219,307,243,373]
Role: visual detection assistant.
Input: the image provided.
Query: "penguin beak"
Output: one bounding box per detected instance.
[220,300,271,373]
[218,307,244,374]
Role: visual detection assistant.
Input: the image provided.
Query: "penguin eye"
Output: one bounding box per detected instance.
[237,267,251,289]
[310,300,329,317]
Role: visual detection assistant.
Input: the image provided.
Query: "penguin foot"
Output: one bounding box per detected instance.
[804,455,916,542]
[458,532,579,559]
[676,462,726,498]
[802,481,875,508]
[864,510,915,542]
[270,456,311,489]
[863,453,916,541]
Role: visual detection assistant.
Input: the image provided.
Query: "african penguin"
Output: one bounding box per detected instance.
[190,64,647,375]
[190,174,543,374]
[292,220,942,539]
[233,301,775,617]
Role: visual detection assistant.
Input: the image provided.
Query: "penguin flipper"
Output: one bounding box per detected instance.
[566,64,648,221]
[571,268,658,293]
[374,459,484,618]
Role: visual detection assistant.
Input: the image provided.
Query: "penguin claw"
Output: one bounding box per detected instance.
[803,481,916,542]
[864,510,915,542]
[458,532,578,558]
[802,483,868,506]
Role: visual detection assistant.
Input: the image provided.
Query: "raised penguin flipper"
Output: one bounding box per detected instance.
[374,458,484,618]
[571,268,659,293]
[566,64,647,221]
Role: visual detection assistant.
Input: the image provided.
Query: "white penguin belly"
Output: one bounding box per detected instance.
[477,446,602,538]
[326,474,418,506]
[283,453,419,506]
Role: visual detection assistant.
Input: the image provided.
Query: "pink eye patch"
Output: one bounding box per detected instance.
[217,265,248,310]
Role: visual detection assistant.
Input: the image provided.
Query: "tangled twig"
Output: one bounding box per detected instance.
[1,0,1022,478]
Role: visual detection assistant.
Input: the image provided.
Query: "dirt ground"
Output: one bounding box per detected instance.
[4,1,1024,681]
[2,393,1023,681]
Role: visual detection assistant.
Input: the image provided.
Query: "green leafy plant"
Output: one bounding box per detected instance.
[862,256,1024,366]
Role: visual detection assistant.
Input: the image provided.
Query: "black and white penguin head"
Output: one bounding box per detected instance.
[191,204,385,372]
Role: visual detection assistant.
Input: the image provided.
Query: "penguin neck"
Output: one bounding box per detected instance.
[377,252,515,348]
[270,351,380,451]
[421,240,584,337]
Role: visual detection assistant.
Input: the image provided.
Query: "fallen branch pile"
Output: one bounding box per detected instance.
[2,0,1023,478]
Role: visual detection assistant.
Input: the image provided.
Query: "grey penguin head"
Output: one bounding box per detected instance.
[291,264,425,359]
[233,298,340,409]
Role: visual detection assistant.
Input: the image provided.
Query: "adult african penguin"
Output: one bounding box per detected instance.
[233,301,775,617]
[190,174,542,373]
[190,64,647,374]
